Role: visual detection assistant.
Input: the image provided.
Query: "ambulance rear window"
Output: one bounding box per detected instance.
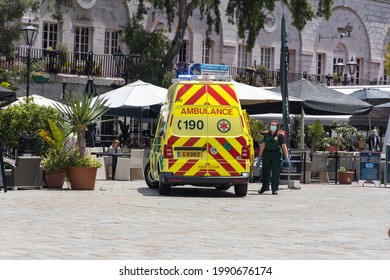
[171,105,243,137]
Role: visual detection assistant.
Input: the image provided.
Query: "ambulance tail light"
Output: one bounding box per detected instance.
[242,146,250,159]
[164,145,173,158]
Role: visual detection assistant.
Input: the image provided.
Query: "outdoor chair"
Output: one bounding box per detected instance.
[94,156,108,180]
[3,156,43,190]
[311,153,329,183]
[114,157,131,181]
[130,149,145,180]
[89,147,104,154]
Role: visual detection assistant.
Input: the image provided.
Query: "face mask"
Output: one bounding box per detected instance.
[270,125,277,132]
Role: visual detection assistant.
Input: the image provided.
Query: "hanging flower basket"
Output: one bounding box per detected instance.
[31,72,50,83]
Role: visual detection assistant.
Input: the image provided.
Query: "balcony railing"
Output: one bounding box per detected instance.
[0,46,385,86]
[0,46,118,78]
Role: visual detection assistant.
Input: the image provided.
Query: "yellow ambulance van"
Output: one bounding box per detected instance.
[145,74,254,196]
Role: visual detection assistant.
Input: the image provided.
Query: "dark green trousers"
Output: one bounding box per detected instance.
[261,150,281,192]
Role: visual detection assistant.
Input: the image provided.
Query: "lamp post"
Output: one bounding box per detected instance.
[129,53,142,81]
[22,20,38,97]
[334,59,345,85]
[346,57,357,85]
[326,73,332,86]
[113,47,125,78]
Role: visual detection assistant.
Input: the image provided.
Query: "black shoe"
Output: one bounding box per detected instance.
[272,191,278,195]
[258,188,269,194]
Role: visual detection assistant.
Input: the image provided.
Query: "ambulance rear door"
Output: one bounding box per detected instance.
[168,82,249,178]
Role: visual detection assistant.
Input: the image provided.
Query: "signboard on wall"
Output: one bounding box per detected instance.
[358,152,381,187]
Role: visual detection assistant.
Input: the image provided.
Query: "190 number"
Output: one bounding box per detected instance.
[178,120,204,130]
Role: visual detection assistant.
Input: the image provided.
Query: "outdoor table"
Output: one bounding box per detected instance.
[91,151,131,180]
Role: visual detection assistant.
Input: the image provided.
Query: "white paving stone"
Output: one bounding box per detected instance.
[0,180,389,260]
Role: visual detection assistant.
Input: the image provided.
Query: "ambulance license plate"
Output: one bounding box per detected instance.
[178,151,203,158]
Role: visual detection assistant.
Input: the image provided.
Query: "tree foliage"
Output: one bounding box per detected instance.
[122,18,171,86]
[0,97,61,154]
[56,94,110,157]
[308,119,325,152]
[0,0,73,57]
[0,0,31,57]
[136,0,333,71]
[249,117,265,141]
[385,43,390,76]
[39,0,75,22]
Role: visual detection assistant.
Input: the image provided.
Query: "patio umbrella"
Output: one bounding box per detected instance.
[231,81,285,105]
[5,94,65,109]
[92,80,167,139]
[243,78,373,115]
[94,79,167,108]
[349,88,390,106]
[349,88,390,131]
[374,101,390,109]
[244,78,373,148]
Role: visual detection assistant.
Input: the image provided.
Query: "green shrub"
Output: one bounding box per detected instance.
[0,98,61,155]
[67,148,102,168]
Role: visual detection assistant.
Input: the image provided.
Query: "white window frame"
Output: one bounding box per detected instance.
[260,47,273,70]
[104,30,121,55]
[238,45,248,68]
[42,22,59,49]
[316,53,325,81]
[202,41,210,64]
[74,26,92,60]
[178,40,188,64]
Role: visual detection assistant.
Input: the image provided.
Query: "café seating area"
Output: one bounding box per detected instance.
[90,148,148,181]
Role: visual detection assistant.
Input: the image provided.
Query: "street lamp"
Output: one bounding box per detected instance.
[334,59,345,77]
[129,53,142,80]
[346,57,357,85]
[22,20,38,97]
[334,59,345,85]
[113,47,125,78]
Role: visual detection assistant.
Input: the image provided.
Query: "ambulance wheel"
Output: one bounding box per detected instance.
[234,184,248,197]
[158,174,171,195]
[144,162,158,189]
[215,186,230,191]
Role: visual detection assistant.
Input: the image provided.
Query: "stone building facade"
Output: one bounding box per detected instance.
[14,0,390,85]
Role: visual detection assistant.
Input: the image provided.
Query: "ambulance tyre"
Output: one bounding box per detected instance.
[234,184,248,197]
[158,174,171,195]
[144,162,158,189]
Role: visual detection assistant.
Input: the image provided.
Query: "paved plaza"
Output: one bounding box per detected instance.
[0,180,389,260]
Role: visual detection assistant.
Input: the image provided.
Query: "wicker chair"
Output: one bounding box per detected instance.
[3,156,43,190]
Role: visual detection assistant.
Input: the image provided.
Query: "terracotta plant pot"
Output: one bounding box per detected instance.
[68,167,97,190]
[45,169,67,189]
[338,171,354,184]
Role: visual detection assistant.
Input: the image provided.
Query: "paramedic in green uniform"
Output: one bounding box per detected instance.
[258,120,290,195]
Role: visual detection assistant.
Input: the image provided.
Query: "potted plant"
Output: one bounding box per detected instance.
[338,166,354,184]
[55,93,109,190]
[308,119,326,153]
[332,72,341,85]
[31,71,50,83]
[38,119,71,189]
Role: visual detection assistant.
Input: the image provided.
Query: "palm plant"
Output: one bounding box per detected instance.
[38,119,71,171]
[55,93,109,157]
